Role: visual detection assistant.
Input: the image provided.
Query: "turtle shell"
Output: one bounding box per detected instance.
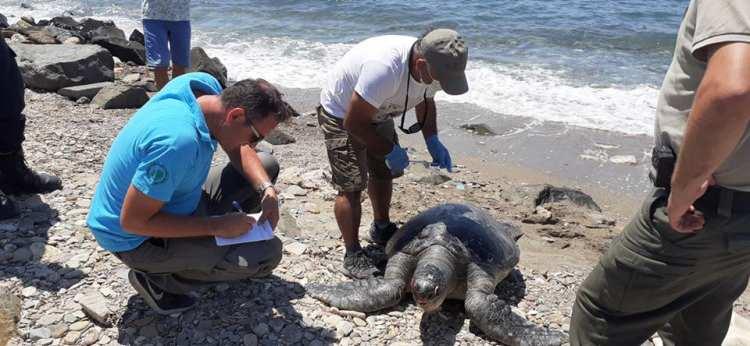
[386,203,521,269]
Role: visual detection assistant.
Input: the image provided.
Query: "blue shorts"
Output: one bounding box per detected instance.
[142,19,191,69]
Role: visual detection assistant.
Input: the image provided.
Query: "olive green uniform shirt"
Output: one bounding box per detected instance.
[655,0,750,191]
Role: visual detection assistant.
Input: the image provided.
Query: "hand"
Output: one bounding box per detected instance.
[259,187,280,229]
[426,135,452,172]
[385,144,409,175]
[667,176,714,233]
[212,212,256,238]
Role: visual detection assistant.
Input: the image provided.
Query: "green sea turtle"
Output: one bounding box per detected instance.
[308,203,564,345]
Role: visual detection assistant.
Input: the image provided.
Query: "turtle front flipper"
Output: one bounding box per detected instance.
[465,263,566,346]
[308,252,416,312]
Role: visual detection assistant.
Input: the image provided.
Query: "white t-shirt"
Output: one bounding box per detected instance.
[320,35,440,123]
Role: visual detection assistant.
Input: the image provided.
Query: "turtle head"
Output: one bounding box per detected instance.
[410,244,456,312]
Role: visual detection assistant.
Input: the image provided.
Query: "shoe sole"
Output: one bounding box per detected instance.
[127,270,194,315]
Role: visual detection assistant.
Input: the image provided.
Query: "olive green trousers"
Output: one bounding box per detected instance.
[570,188,750,346]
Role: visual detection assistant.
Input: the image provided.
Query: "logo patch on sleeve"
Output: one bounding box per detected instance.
[146,164,168,184]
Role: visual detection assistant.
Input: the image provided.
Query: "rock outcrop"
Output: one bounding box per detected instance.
[190,47,227,87]
[9,43,114,91]
[91,84,149,109]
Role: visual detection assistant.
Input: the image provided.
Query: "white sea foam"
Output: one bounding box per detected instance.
[2,0,659,136]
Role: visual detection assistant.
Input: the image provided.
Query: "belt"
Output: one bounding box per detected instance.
[694,186,750,218]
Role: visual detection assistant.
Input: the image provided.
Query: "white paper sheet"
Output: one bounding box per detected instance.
[214,212,275,246]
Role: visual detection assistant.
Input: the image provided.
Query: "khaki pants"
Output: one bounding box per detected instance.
[570,187,750,345]
[114,153,283,294]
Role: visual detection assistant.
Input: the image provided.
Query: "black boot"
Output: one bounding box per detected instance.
[0,149,62,195]
[0,190,19,221]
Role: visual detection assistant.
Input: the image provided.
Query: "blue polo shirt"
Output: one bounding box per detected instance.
[87,72,222,252]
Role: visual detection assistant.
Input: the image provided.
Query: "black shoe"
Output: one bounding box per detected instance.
[342,250,379,279]
[0,191,19,221]
[369,221,398,246]
[128,270,196,315]
[0,149,62,195]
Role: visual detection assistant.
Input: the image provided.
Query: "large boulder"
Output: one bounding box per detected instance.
[92,84,149,109]
[129,29,144,45]
[88,24,145,65]
[10,42,114,91]
[58,81,114,100]
[190,47,227,87]
[49,16,80,31]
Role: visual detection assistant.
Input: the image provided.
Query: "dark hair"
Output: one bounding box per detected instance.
[220,78,291,123]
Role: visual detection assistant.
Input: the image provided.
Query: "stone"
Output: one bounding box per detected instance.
[43,25,80,42]
[264,129,296,145]
[69,320,90,332]
[29,242,45,259]
[28,327,51,340]
[530,184,602,212]
[277,208,301,237]
[63,330,80,344]
[285,185,307,197]
[251,323,269,336]
[37,313,62,326]
[79,328,99,346]
[190,47,227,87]
[0,290,20,346]
[460,123,497,136]
[0,13,7,28]
[50,16,80,30]
[523,206,557,225]
[20,286,37,298]
[23,28,58,44]
[10,33,29,43]
[76,96,90,104]
[243,333,258,346]
[78,290,112,326]
[335,320,353,338]
[63,37,81,44]
[49,324,67,338]
[609,154,638,165]
[9,42,114,91]
[58,82,113,100]
[121,73,141,84]
[92,84,149,109]
[285,242,307,256]
[12,247,32,262]
[129,29,144,45]
[92,37,146,65]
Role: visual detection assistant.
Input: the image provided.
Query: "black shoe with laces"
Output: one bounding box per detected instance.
[128,270,196,315]
[369,221,398,246]
[0,149,62,195]
[341,250,379,279]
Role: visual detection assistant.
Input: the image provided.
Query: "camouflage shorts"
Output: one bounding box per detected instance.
[317,106,398,192]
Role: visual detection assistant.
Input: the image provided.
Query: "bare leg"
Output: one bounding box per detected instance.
[368,177,392,222]
[335,191,363,253]
[465,263,565,346]
[308,252,416,312]
[153,67,169,90]
[172,65,187,78]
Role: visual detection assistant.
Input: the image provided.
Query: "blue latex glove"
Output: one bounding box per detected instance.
[426,135,453,172]
[385,144,409,175]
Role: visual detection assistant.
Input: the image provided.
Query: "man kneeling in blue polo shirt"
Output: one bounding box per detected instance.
[87,72,291,314]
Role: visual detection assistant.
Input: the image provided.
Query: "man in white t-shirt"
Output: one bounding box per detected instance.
[317,28,469,278]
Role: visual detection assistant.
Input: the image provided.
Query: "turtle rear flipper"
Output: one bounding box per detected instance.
[465,264,566,346]
[308,278,405,312]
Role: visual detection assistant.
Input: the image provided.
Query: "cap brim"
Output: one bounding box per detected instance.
[439,72,468,95]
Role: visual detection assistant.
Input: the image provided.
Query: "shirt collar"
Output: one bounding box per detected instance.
[156,72,223,147]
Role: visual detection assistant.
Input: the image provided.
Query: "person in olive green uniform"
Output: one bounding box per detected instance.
[570,0,750,344]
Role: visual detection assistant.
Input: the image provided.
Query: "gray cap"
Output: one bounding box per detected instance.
[421,28,468,95]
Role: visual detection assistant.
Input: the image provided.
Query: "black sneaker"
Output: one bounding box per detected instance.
[0,191,19,221]
[369,221,398,246]
[128,270,196,315]
[341,250,379,279]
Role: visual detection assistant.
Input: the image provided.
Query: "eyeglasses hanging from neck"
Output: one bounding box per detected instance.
[399,39,429,135]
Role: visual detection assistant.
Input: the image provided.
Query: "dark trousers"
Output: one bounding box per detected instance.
[115,154,283,294]
[570,187,750,345]
[0,38,26,153]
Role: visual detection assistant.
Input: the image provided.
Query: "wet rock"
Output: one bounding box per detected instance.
[190,47,227,87]
[129,29,144,45]
[58,82,114,100]
[0,290,20,346]
[265,129,296,145]
[9,42,114,91]
[78,290,112,326]
[92,84,149,109]
[460,123,497,136]
[531,184,602,212]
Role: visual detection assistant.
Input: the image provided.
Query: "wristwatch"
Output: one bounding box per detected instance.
[257,181,274,195]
